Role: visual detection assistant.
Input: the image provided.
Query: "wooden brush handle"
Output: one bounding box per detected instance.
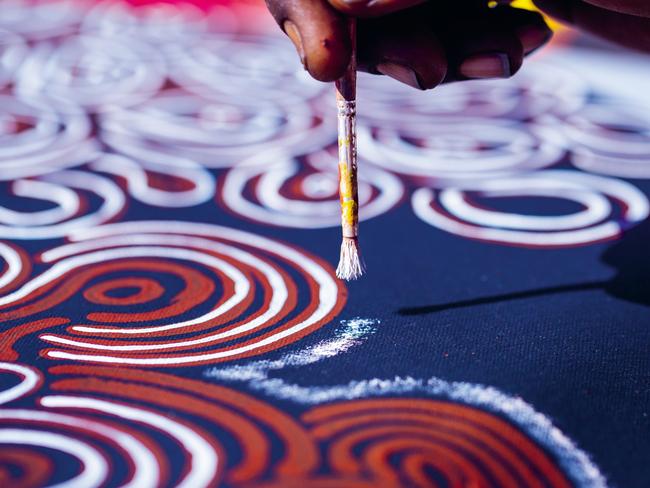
[335,18,358,240]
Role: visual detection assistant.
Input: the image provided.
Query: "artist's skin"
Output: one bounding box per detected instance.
[264,0,650,88]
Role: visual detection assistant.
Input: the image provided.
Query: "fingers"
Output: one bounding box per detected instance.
[355,4,550,88]
[265,0,552,89]
[327,0,427,17]
[505,7,554,55]
[447,7,551,81]
[265,0,352,81]
[534,0,650,51]
[447,23,525,81]
[357,10,447,89]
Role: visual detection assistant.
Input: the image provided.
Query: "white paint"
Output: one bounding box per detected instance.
[0,179,79,226]
[15,34,166,113]
[0,95,97,181]
[0,427,107,488]
[30,221,339,365]
[91,153,215,208]
[0,170,125,239]
[206,317,606,488]
[222,152,403,229]
[0,362,40,405]
[208,318,377,382]
[9,246,252,347]
[359,119,563,183]
[41,396,218,488]
[41,235,290,349]
[99,89,335,167]
[0,242,23,291]
[412,170,649,247]
[1,407,159,488]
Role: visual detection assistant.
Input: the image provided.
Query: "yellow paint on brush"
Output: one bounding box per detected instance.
[489,1,561,31]
[338,161,356,226]
[511,0,562,30]
[340,200,357,225]
[339,163,352,196]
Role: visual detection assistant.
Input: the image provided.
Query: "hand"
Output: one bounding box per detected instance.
[533,0,650,52]
[265,0,552,88]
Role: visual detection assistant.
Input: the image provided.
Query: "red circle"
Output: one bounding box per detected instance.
[84,278,165,306]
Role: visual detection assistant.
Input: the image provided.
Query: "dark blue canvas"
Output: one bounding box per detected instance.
[0,2,648,487]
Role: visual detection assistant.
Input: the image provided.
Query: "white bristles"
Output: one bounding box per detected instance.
[336,237,365,281]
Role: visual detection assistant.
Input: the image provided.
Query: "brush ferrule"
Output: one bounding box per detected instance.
[336,99,356,117]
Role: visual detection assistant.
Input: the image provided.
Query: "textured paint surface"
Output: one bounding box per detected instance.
[0,1,649,486]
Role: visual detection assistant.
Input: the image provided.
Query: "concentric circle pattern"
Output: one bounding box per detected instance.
[0,363,320,488]
[221,150,403,228]
[0,0,83,40]
[167,34,326,102]
[90,152,216,208]
[358,61,587,126]
[560,104,650,178]
[0,363,590,488]
[82,1,215,43]
[100,89,335,168]
[15,34,166,113]
[0,29,27,88]
[412,170,649,247]
[0,221,345,366]
[0,168,125,239]
[360,119,563,183]
[0,96,97,180]
[0,3,640,487]
[302,398,572,488]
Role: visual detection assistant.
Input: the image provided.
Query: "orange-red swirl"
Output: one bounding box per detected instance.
[0,449,52,488]
[302,398,573,488]
[48,365,319,485]
[0,223,346,366]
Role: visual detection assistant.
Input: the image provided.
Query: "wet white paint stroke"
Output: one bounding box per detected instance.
[207,317,378,382]
[205,317,607,488]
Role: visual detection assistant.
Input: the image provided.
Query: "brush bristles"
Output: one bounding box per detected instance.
[336,237,365,281]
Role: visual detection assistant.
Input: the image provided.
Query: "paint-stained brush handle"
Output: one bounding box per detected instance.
[335,17,364,281]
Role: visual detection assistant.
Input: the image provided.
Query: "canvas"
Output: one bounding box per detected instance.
[0,1,648,486]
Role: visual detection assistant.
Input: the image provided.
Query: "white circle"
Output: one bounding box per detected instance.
[412,170,649,247]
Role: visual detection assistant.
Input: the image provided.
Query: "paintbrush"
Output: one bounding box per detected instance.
[335,17,364,281]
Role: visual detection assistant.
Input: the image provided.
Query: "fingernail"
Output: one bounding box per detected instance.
[376,62,422,90]
[283,20,306,67]
[459,53,510,79]
[517,25,552,54]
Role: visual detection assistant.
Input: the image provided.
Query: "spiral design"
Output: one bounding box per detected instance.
[0,0,82,40]
[302,398,572,488]
[357,61,587,126]
[412,170,650,247]
[558,104,650,178]
[0,29,26,89]
[0,221,345,366]
[221,150,403,228]
[82,1,216,44]
[0,362,585,488]
[0,169,126,239]
[359,118,563,184]
[0,363,320,487]
[100,89,335,168]
[16,34,166,114]
[0,242,29,294]
[0,96,96,180]
[90,153,216,208]
[0,364,218,488]
[167,34,326,103]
